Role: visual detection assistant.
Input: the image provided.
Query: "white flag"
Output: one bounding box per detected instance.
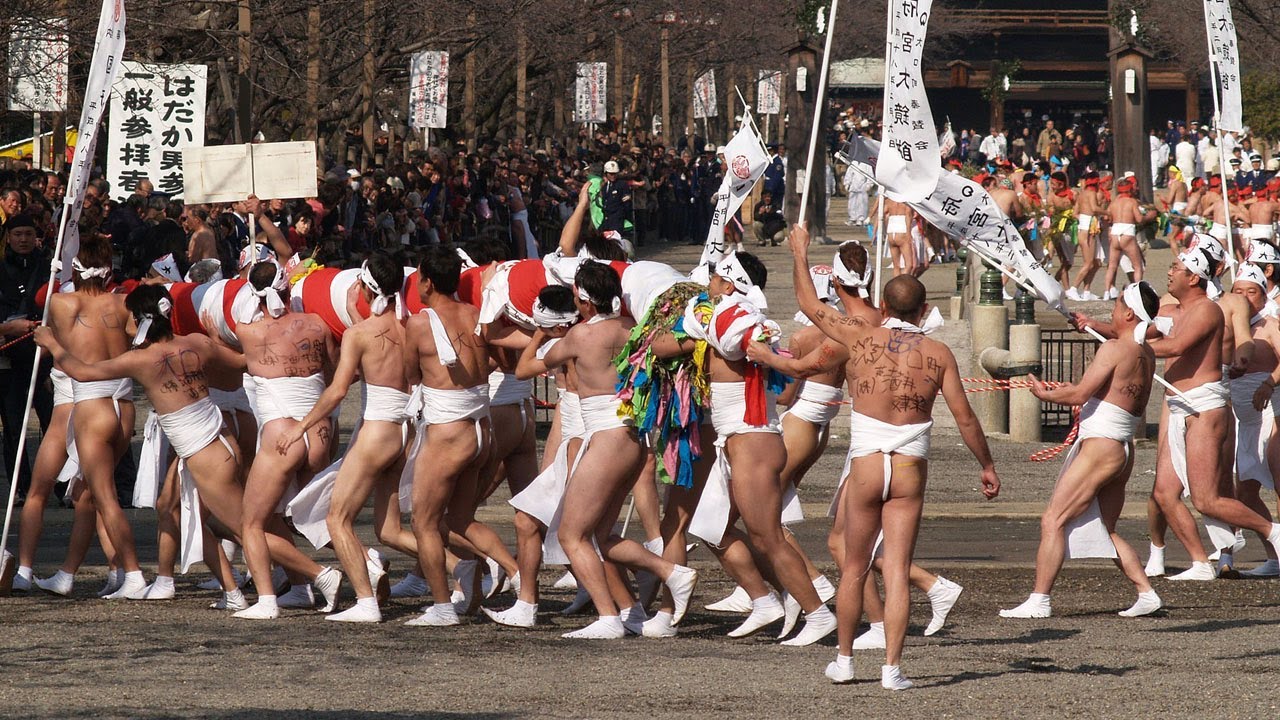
[409,51,448,129]
[1203,0,1243,133]
[7,19,70,112]
[756,70,782,115]
[574,62,607,124]
[850,136,1063,310]
[877,0,940,203]
[699,116,771,267]
[693,70,718,119]
[938,119,956,158]
[61,0,127,284]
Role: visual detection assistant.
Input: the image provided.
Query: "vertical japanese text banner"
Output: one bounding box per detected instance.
[693,70,717,119]
[1203,0,1243,133]
[877,0,940,202]
[574,62,607,124]
[409,51,449,129]
[755,70,782,116]
[107,61,207,201]
[7,19,69,112]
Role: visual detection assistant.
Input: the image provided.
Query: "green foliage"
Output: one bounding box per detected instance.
[794,0,829,35]
[981,60,1021,103]
[1242,72,1280,142]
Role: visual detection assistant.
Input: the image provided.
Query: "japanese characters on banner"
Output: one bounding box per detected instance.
[693,70,718,119]
[877,0,940,203]
[756,70,782,115]
[106,62,207,201]
[409,51,449,129]
[7,19,69,112]
[60,0,127,285]
[700,116,771,267]
[848,136,1063,310]
[1203,0,1243,133]
[574,62,607,124]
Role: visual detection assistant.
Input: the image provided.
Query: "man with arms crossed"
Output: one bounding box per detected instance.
[790,225,999,689]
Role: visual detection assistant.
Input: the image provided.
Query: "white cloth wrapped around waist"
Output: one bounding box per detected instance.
[709,382,780,437]
[488,370,533,406]
[1209,224,1228,241]
[289,416,364,550]
[133,410,170,510]
[1165,382,1237,551]
[421,384,489,424]
[156,395,236,574]
[50,368,73,407]
[1058,398,1141,559]
[1077,214,1095,233]
[690,385,799,547]
[208,386,253,414]
[1172,202,1188,214]
[559,390,586,439]
[828,410,933,518]
[364,383,412,424]
[246,373,325,426]
[579,394,631,434]
[1231,372,1275,491]
[782,381,844,426]
[1110,222,1137,237]
[71,377,132,404]
[886,215,909,235]
[1249,224,1275,240]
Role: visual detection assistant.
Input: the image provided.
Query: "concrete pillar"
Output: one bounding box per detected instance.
[971,291,1009,435]
[1008,323,1042,442]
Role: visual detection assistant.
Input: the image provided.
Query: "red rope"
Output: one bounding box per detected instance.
[0,330,35,353]
[1030,406,1081,462]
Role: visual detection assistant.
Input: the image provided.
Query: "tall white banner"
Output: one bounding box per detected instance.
[1203,0,1243,133]
[877,0,940,203]
[693,70,718,119]
[61,0,127,284]
[756,70,782,115]
[7,19,69,112]
[699,116,771,267]
[574,62,607,124]
[409,51,448,129]
[106,62,208,201]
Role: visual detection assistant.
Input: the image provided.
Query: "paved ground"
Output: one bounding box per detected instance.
[5,204,1280,719]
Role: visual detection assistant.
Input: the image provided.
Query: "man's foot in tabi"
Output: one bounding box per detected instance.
[562,615,625,639]
[779,604,838,647]
[925,577,964,636]
[482,600,538,629]
[1118,590,1163,618]
[705,585,753,613]
[825,655,855,685]
[727,593,785,638]
[1166,562,1216,581]
[327,597,382,623]
[852,621,886,650]
[881,665,914,691]
[999,593,1051,619]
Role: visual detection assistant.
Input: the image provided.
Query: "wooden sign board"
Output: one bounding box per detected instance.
[183,141,317,204]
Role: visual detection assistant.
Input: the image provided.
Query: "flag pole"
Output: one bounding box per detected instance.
[872,0,893,306]
[1203,33,1235,280]
[797,0,839,225]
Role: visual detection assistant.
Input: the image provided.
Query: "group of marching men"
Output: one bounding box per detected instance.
[12,172,1280,688]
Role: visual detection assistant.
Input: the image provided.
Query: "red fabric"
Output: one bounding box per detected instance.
[403,271,426,314]
[714,305,767,426]
[167,282,204,336]
[507,259,547,319]
[221,279,247,337]
[297,269,348,340]
[456,265,486,308]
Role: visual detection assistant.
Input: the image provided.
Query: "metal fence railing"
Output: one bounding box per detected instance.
[1040,329,1097,428]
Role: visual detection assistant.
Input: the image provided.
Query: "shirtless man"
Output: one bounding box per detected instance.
[1079,243,1280,582]
[1001,282,1162,620]
[516,262,697,639]
[34,284,299,611]
[878,196,916,278]
[1046,172,1075,288]
[790,225,998,689]
[35,238,142,599]
[1100,177,1156,298]
[1069,172,1106,301]
[183,208,218,264]
[1159,165,1190,218]
[276,254,412,623]
[1246,182,1278,248]
[402,247,500,627]
[233,261,343,619]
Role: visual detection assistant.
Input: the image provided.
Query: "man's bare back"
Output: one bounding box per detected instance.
[49,292,131,363]
[405,300,488,390]
[347,311,409,389]
[237,312,335,380]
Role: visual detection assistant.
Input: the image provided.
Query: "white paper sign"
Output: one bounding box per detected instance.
[106,61,207,201]
[694,70,718,119]
[1203,0,1243,133]
[756,70,782,115]
[409,51,449,129]
[7,19,69,112]
[574,62,607,124]
[182,141,318,204]
[877,0,940,203]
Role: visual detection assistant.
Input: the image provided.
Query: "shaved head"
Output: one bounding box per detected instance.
[883,275,926,319]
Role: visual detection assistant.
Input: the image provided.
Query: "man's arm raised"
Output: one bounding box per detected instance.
[558,182,594,256]
[790,223,869,345]
[937,348,1000,498]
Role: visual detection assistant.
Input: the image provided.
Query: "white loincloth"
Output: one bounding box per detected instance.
[1166,382,1239,551]
[829,410,933,513]
[289,383,411,549]
[62,378,133,495]
[1232,372,1275,491]
[1055,398,1139,559]
[1077,214,1095,234]
[781,381,844,426]
[245,373,324,427]
[422,384,489,424]
[208,385,253,436]
[690,383,801,546]
[1172,202,1188,214]
[156,396,233,574]
[537,394,630,564]
[50,368,73,407]
[133,410,170,510]
[489,370,534,434]
[1111,223,1137,237]
[1248,224,1275,241]
[1209,223,1228,241]
[397,385,427,514]
[886,215,909,235]
[510,392,585,565]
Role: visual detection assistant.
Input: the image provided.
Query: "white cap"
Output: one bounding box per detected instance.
[603,160,620,174]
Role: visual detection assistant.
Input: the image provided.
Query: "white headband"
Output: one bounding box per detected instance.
[1236,262,1268,290]
[532,298,580,328]
[713,253,768,309]
[150,253,182,283]
[1122,282,1170,343]
[456,248,479,269]
[232,264,288,323]
[239,244,275,270]
[133,297,173,347]
[1178,248,1215,283]
[72,258,111,280]
[831,243,871,297]
[576,284,622,317]
[359,260,404,318]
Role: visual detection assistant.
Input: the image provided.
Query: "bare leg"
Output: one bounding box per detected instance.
[153,458,181,579]
[410,420,480,607]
